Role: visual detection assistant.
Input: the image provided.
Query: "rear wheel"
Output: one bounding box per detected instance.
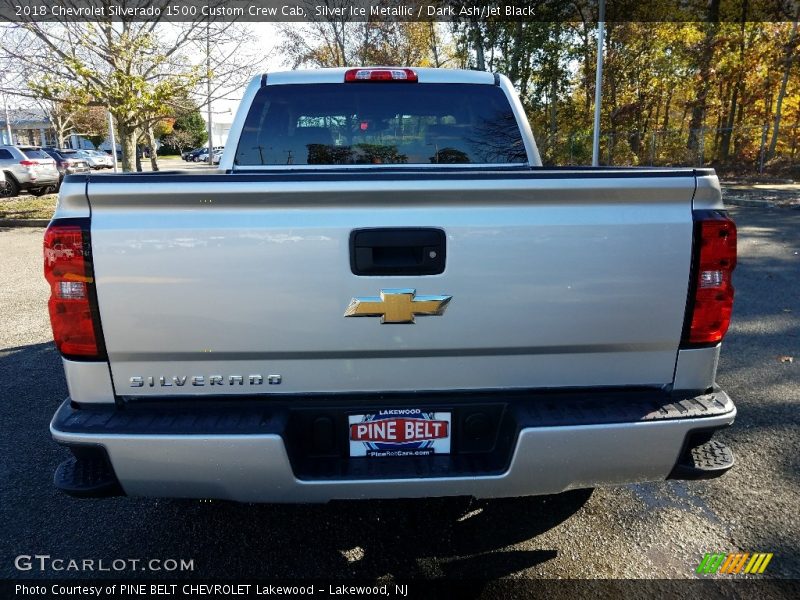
[1,174,20,198]
[29,187,52,197]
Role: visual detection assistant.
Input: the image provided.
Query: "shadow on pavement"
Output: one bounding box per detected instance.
[154,492,584,579]
[0,340,587,580]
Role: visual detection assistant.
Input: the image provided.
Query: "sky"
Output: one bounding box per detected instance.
[214,23,284,121]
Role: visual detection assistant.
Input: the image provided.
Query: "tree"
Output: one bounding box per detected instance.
[73,106,109,149]
[36,94,84,148]
[278,3,454,69]
[766,14,800,161]
[172,110,208,148]
[163,129,198,155]
[160,110,207,156]
[686,0,721,155]
[0,13,257,172]
[35,90,108,149]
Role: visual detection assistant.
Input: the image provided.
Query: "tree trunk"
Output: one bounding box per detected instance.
[583,22,592,113]
[766,17,799,161]
[428,23,441,67]
[117,122,137,173]
[549,77,558,150]
[733,94,746,157]
[792,111,800,161]
[472,21,485,70]
[56,123,68,148]
[147,125,159,172]
[721,83,739,160]
[712,81,727,159]
[721,8,748,159]
[653,88,662,138]
[135,128,143,172]
[687,1,721,152]
[662,87,673,131]
[508,22,524,86]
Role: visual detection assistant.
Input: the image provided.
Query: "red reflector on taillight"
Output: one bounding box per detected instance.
[20,160,39,167]
[44,221,105,359]
[345,68,418,83]
[683,212,737,346]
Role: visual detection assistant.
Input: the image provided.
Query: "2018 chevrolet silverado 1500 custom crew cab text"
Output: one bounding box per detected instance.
[46,68,737,502]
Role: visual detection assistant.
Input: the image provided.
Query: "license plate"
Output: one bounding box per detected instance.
[348,409,451,457]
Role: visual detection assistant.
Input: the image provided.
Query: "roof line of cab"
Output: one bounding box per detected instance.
[259,67,499,87]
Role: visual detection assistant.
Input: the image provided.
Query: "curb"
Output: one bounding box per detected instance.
[0,219,50,228]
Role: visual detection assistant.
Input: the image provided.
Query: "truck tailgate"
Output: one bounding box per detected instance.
[87,171,695,398]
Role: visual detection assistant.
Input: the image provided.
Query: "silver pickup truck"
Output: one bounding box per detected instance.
[46,67,737,502]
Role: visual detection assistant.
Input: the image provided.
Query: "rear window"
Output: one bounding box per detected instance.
[20,148,51,160]
[235,83,526,166]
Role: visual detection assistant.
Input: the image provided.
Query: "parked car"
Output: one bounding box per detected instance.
[191,146,223,162]
[0,145,60,197]
[109,148,142,161]
[182,147,204,161]
[41,148,91,182]
[76,149,115,169]
[210,149,224,165]
[204,147,225,163]
[46,68,737,503]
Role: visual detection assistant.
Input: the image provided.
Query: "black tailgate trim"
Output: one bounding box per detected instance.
[65,167,706,186]
[54,387,732,436]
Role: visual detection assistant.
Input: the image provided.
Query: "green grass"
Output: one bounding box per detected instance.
[0,194,58,220]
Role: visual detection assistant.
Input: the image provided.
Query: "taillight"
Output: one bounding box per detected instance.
[44,220,106,359]
[682,211,737,347]
[20,160,38,167]
[344,68,418,82]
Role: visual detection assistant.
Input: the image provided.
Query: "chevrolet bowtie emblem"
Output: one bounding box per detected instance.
[344,289,452,324]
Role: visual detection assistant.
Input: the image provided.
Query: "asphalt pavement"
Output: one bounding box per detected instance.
[0,204,797,582]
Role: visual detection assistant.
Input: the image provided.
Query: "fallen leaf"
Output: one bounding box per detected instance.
[778,356,794,363]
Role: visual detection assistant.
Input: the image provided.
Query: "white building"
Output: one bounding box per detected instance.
[1,108,95,149]
[1,108,56,146]
[201,110,233,147]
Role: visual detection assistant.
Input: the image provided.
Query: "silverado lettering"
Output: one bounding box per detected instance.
[128,375,277,387]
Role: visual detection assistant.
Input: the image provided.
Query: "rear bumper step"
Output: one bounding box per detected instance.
[54,447,124,498]
[50,387,736,502]
[668,438,735,480]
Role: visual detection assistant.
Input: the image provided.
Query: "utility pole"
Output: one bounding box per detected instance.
[592,0,605,166]
[3,95,12,144]
[0,73,12,144]
[206,20,213,156]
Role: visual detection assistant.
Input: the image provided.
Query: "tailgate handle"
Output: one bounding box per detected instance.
[350,228,446,276]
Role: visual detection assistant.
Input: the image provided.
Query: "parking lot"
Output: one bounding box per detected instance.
[0,201,797,581]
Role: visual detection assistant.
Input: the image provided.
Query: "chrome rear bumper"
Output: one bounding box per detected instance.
[50,389,736,503]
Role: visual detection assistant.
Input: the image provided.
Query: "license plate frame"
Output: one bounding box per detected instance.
[348,409,452,457]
